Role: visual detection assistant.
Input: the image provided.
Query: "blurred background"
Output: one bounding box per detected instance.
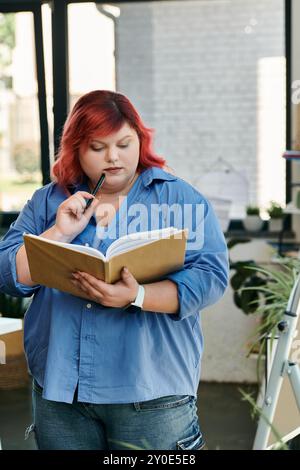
[1,0,300,450]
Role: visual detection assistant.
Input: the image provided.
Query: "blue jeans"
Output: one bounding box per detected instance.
[25,379,205,450]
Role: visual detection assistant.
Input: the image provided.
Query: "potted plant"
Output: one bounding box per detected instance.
[229,240,300,449]
[229,247,299,382]
[267,201,284,232]
[243,205,264,232]
[0,293,32,389]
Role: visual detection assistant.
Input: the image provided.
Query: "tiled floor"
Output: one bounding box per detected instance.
[0,381,258,450]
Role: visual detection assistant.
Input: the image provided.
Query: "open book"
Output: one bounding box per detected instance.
[23,227,188,300]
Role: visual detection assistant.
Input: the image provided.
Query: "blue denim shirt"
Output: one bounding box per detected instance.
[0,167,229,404]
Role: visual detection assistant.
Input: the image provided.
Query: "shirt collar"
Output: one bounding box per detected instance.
[141,166,177,187]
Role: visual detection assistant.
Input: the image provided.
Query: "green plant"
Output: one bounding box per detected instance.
[239,388,289,450]
[246,205,260,216]
[267,201,284,219]
[12,141,40,179]
[234,257,300,382]
[107,438,150,450]
[0,13,15,70]
[228,237,265,315]
[247,261,295,346]
[230,260,267,314]
[228,238,300,379]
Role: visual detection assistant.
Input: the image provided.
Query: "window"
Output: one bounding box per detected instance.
[115,0,286,219]
[0,0,287,227]
[68,2,116,108]
[0,11,42,212]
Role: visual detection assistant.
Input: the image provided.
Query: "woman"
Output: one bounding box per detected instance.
[0,90,228,450]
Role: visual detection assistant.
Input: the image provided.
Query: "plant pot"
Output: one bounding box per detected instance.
[269,218,283,232]
[243,215,264,232]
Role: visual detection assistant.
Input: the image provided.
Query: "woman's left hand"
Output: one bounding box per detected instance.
[71,267,139,308]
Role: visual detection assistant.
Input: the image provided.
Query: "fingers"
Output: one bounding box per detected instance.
[82,195,101,218]
[74,271,110,293]
[67,199,85,219]
[71,271,137,308]
[77,191,96,198]
[71,271,108,302]
[71,278,102,301]
[73,192,93,210]
[67,192,99,219]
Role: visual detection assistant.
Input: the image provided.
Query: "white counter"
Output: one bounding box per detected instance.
[0,318,22,336]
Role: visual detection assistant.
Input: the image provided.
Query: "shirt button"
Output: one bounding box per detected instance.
[86,303,92,309]
[85,243,90,247]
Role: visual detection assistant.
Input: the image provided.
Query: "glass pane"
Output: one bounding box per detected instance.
[0,12,42,212]
[97,0,285,220]
[68,2,116,110]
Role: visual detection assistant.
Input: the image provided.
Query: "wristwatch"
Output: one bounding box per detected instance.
[124,285,145,310]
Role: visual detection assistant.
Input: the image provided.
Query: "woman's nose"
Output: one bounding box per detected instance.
[105,147,119,163]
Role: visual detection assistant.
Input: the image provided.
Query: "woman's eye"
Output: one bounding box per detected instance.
[91,144,129,151]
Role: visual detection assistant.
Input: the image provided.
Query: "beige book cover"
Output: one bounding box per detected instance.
[23,227,188,300]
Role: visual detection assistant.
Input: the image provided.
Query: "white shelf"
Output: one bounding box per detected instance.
[284,202,300,215]
[0,318,22,335]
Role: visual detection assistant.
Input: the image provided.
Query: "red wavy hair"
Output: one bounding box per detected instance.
[51,90,167,191]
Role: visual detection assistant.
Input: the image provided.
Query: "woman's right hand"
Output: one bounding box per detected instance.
[54,191,101,241]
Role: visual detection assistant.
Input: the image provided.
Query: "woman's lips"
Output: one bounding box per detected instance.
[105,168,123,174]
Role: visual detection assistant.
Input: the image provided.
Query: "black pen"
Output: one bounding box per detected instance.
[85,172,106,211]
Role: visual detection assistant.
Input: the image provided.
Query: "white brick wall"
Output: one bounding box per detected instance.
[115,0,285,383]
[115,0,285,209]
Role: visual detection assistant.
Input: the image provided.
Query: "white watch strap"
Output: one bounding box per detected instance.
[131,285,145,308]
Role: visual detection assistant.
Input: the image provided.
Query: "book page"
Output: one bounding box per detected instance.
[106,227,183,259]
[65,243,106,261]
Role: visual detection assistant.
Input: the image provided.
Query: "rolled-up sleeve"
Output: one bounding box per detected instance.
[162,192,229,321]
[0,192,44,297]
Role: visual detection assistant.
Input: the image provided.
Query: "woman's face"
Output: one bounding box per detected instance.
[79,122,140,195]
